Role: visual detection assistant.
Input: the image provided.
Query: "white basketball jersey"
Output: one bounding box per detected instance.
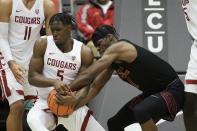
[44,36,82,84]
[182,0,197,40]
[9,0,45,69]
[37,36,83,99]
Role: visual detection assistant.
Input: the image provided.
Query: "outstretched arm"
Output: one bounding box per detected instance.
[75,67,114,110]
[70,44,120,91]
[70,41,137,91]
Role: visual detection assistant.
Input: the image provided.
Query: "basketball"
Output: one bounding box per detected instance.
[47,89,74,116]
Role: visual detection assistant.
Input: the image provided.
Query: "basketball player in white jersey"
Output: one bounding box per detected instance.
[0,0,56,131]
[182,0,197,130]
[27,13,105,131]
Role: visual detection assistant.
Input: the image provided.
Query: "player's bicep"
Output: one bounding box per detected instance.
[79,45,94,73]
[104,42,135,63]
[29,39,47,74]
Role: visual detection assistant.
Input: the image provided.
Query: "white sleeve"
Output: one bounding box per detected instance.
[0,22,13,62]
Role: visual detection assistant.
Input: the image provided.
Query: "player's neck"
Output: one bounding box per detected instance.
[59,39,73,53]
[22,0,36,10]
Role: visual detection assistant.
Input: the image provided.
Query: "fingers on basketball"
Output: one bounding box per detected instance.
[47,89,74,116]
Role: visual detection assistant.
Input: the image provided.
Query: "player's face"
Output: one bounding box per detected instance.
[50,21,71,45]
[96,37,111,55]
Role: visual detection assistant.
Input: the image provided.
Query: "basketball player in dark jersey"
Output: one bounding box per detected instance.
[55,25,184,131]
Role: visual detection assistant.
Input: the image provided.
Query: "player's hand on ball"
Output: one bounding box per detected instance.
[55,92,77,108]
[48,89,74,116]
[54,80,69,95]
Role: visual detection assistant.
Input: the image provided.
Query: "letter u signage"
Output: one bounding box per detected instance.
[142,0,168,61]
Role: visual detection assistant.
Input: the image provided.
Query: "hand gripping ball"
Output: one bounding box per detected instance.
[47,89,74,116]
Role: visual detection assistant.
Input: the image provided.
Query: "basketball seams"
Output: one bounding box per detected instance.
[47,89,74,116]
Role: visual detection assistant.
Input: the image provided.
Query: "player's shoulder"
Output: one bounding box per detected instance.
[105,40,135,58]
[34,37,47,52]
[0,0,12,6]
[72,39,93,56]
[82,43,93,55]
[32,37,47,57]
[43,0,56,17]
[0,0,12,14]
[44,0,55,10]
[81,43,94,63]
[112,40,134,49]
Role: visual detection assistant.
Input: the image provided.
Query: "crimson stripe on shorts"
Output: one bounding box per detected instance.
[186,80,197,84]
[16,90,38,100]
[0,73,6,101]
[16,90,24,95]
[0,70,11,101]
[80,109,93,131]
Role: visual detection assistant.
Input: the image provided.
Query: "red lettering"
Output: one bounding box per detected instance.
[116,67,130,79]
[37,17,40,24]
[183,8,190,21]
[60,61,64,68]
[27,17,31,24]
[69,63,72,69]
[19,16,23,23]
[56,60,60,67]
[64,62,68,69]
[47,58,51,65]
[73,64,76,70]
[14,16,41,25]
[15,16,19,22]
[51,59,56,66]
[47,58,78,71]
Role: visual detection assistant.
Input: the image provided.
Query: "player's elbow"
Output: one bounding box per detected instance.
[28,72,36,85]
[28,75,34,85]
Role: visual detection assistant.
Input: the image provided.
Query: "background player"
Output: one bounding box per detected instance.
[0,0,56,131]
[182,0,197,130]
[27,13,105,131]
[56,25,185,131]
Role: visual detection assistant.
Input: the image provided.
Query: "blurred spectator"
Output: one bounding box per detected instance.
[76,0,114,40]
[76,0,114,57]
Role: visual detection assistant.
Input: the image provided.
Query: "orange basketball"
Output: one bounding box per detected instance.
[47,89,74,116]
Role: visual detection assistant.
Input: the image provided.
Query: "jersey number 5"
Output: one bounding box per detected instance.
[24,26,32,40]
[57,70,64,81]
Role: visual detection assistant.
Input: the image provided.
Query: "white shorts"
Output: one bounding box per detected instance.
[27,104,105,131]
[0,67,37,105]
[185,40,197,94]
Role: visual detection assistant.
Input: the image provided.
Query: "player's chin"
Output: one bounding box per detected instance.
[53,39,60,44]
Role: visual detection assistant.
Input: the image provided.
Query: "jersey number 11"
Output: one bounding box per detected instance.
[24,26,32,40]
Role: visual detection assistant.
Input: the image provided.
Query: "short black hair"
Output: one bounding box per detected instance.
[49,12,76,28]
[91,25,118,47]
